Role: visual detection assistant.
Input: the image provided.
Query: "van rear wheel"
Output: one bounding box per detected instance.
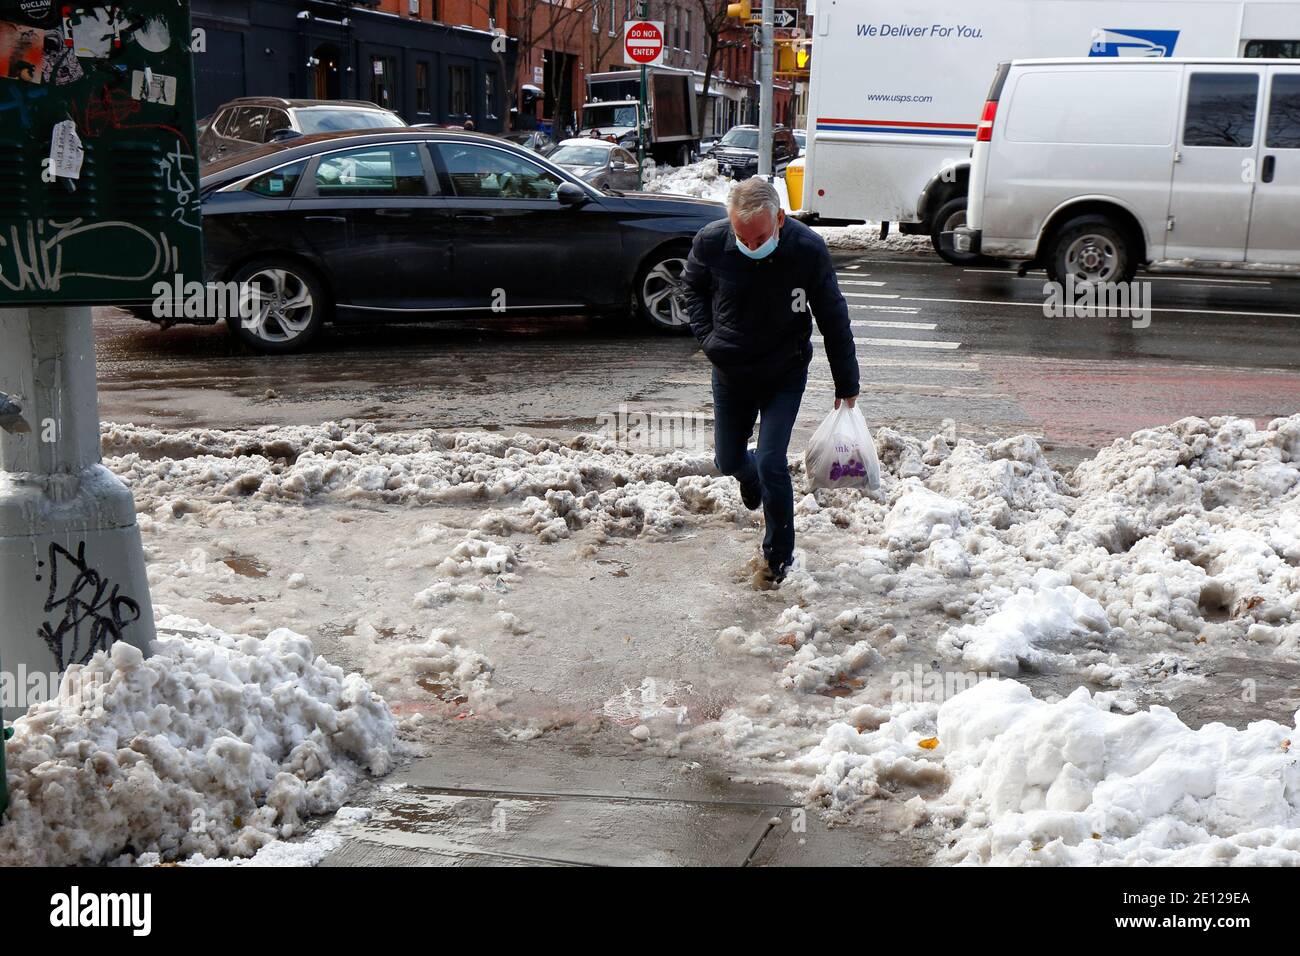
[931,197,984,266]
[1046,215,1136,287]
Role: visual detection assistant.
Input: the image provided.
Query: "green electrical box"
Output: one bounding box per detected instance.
[0,0,201,306]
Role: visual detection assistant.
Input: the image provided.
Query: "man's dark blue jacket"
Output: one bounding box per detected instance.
[682,216,860,400]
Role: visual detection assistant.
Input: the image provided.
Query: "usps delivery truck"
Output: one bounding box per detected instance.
[800,0,1300,262]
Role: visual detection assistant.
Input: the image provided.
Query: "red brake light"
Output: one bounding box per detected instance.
[976,100,997,142]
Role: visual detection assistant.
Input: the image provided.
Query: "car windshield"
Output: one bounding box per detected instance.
[584,105,638,128]
[719,128,759,149]
[794,130,806,146]
[549,145,609,166]
[295,108,406,134]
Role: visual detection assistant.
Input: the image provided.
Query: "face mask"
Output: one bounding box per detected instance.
[737,223,780,260]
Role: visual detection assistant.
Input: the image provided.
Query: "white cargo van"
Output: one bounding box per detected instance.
[800,0,1300,263]
[951,57,1300,280]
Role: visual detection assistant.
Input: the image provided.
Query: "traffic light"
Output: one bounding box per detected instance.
[726,0,751,20]
[775,39,812,76]
[795,40,812,71]
[776,39,797,73]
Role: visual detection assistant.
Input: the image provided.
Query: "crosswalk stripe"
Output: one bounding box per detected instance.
[850,319,937,331]
[838,279,887,287]
[848,303,923,314]
[843,291,901,300]
[852,257,947,267]
[814,334,962,350]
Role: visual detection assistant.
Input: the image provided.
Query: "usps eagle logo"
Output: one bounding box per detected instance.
[1088,29,1180,57]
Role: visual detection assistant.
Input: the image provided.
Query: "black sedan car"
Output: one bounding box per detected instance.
[190,128,728,352]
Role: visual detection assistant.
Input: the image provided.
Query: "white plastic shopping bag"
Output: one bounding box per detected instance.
[805,404,881,492]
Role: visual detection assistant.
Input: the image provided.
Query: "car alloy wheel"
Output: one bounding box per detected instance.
[639,253,690,330]
[244,267,316,345]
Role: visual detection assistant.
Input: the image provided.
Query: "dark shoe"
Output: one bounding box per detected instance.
[739,478,762,511]
[749,557,790,590]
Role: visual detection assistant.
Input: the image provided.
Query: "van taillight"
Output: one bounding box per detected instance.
[976,100,997,142]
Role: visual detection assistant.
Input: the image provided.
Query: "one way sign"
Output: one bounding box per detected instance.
[773,7,798,27]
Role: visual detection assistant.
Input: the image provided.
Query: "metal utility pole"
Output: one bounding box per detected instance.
[0,307,154,723]
[637,0,649,189]
[758,0,774,179]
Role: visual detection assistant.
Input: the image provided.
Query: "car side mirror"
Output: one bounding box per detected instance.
[610,161,627,171]
[557,182,589,206]
[270,128,303,143]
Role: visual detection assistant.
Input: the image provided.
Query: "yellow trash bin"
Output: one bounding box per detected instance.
[785,157,805,211]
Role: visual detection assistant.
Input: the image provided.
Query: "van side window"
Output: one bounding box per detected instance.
[1183,73,1259,147]
[1266,74,1300,148]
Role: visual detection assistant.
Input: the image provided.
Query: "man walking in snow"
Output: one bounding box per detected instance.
[683,177,859,586]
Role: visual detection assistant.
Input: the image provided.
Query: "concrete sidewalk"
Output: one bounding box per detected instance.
[321,727,934,867]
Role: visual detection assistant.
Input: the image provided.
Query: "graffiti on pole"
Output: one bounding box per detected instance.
[36,541,141,670]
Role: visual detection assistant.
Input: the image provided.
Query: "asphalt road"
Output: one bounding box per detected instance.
[94,248,1300,465]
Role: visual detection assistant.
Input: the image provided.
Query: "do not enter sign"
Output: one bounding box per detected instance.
[624,20,665,66]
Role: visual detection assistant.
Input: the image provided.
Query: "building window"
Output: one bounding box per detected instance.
[672,6,680,48]
[370,55,396,108]
[449,65,472,118]
[684,10,691,51]
[416,61,431,114]
[485,70,498,120]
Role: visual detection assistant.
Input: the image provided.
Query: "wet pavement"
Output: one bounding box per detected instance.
[95,249,1300,468]
[321,725,934,867]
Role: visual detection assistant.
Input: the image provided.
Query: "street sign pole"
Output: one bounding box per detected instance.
[0,1,198,722]
[0,306,155,722]
[758,0,775,179]
[636,0,649,188]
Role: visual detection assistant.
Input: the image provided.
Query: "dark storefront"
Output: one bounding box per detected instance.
[192,0,515,131]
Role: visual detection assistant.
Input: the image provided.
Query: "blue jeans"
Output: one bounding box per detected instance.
[711,363,808,569]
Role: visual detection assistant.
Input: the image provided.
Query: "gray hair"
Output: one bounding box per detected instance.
[727,177,781,224]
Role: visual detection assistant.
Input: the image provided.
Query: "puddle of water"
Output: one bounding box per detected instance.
[222,554,269,578]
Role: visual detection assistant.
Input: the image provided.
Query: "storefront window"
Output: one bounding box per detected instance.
[416,61,431,115]
[449,65,471,118]
[369,55,397,109]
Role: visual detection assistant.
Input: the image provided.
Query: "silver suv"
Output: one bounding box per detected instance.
[198,98,406,166]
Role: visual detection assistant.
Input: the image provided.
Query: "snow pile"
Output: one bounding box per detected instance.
[797,673,1300,864]
[938,570,1111,675]
[932,679,1300,865]
[816,223,932,253]
[643,158,735,202]
[0,619,394,866]
[103,420,722,524]
[640,158,934,253]
[342,626,493,709]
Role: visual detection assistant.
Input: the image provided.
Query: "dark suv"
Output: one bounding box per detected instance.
[706,125,799,180]
[198,98,406,165]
